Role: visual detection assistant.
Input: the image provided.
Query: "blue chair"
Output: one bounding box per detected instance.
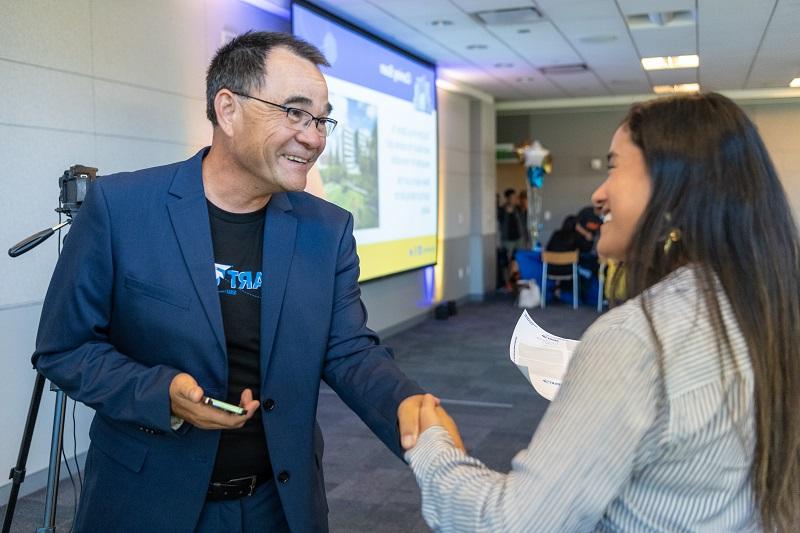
[515,249,542,281]
[541,250,579,310]
[513,250,543,308]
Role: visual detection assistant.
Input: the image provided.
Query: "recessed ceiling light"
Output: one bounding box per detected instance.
[641,55,699,70]
[430,19,453,26]
[494,62,514,68]
[517,28,531,34]
[579,34,618,44]
[791,77,800,88]
[626,10,695,29]
[472,7,543,26]
[540,63,588,75]
[466,44,487,50]
[653,83,700,94]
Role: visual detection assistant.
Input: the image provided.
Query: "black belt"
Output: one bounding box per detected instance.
[206,475,266,501]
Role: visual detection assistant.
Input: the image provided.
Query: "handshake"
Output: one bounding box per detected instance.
[398,393,465,451]
[169,376,463,452]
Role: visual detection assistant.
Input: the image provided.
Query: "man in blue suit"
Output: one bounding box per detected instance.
[33,32,426,532]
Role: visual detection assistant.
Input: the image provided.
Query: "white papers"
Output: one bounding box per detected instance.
[509,310,579,401]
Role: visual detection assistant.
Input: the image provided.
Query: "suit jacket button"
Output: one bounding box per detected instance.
[262,398,276,411]
[277,471,290,484]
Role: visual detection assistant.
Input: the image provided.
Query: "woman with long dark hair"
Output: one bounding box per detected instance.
[406,93,800,531]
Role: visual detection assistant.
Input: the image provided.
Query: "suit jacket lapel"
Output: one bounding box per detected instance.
[166,149,227,356]
[260,193,296,380]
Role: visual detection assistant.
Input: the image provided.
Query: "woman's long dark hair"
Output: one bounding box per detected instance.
[616,92,800,531]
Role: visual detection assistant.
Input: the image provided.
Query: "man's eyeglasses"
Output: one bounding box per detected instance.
[231,91,337,137]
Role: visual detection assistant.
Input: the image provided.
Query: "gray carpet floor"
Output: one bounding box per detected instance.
[1,294,602,532]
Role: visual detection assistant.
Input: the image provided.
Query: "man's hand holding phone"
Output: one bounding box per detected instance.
[169,373,261,429]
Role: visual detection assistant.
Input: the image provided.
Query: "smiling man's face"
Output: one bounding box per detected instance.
[232,46,331,194]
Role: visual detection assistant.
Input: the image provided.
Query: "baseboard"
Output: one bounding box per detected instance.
[376,312,431,340]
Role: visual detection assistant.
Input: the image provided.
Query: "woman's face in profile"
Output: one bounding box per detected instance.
[591,126,652,261]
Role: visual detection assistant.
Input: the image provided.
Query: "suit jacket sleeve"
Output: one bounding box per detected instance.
[32,182,181,433]
[322,213,425,458]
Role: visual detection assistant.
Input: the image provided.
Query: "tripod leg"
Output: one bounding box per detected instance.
[2,372,46,533]
[38,389,68,533]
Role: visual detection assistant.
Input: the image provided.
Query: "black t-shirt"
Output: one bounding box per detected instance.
[207,200,272,482]
[500,207,521,242]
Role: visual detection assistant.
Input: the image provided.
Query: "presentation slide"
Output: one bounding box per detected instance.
[292,2,438,281]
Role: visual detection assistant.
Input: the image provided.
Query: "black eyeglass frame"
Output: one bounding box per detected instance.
[230,90,337,136]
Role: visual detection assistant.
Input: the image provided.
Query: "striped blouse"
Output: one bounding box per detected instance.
[407,266,759,532]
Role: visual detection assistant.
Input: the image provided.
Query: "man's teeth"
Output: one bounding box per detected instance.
[285,155,308,163]
[602,213,613,223]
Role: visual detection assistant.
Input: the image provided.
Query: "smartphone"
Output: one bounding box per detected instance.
[202,396,247,416]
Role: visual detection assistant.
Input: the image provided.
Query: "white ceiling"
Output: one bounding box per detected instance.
[303,0,800,102]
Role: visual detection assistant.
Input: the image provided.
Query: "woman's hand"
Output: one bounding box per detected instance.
[419,393,465,451]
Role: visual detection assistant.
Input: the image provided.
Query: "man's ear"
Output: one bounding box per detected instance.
[214,89,238,137]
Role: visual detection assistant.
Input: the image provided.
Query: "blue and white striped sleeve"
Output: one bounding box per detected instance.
[407,323,661,532]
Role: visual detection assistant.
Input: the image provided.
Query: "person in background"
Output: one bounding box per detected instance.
[546,214,583,254]
[575,204,603,247]
[499,188,523,252]
[33,32,427,533]
[575,204,603,274]
[543,215,581,297]
[495,192,508,288]
[516,190,531,249]
[405,92,800,532]
[498,188,523,288]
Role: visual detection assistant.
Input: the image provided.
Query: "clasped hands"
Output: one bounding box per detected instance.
[398,393,464,451]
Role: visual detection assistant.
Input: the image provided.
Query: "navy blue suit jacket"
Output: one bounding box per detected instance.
[33,148,423,532]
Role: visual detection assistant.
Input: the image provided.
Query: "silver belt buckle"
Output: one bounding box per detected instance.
[229,475,258,497]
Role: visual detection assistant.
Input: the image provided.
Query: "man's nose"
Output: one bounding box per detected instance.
[296,125,325,148]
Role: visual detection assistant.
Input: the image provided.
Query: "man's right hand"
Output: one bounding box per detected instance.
[169,373,261,429]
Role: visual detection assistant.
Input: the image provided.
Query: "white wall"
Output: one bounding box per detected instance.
[432,88,497,302]
[744,102,800,220]
[0,0,498,498]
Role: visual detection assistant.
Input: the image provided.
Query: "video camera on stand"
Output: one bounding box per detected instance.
[57,165,97,216]
[8,164,97,257]
[3,163,98,533]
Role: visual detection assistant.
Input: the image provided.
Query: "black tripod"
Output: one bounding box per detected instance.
[3,165,96,533]
[3,219,74,533]
[3,373,70,533]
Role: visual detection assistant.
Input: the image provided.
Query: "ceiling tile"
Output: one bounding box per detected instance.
[698,0,774,90]
[450,0,536,12]
[546,70,611,97]
[630,25,696,57]
[745,1,800,88]
[293,0,795,101]
[616,0,695,15]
